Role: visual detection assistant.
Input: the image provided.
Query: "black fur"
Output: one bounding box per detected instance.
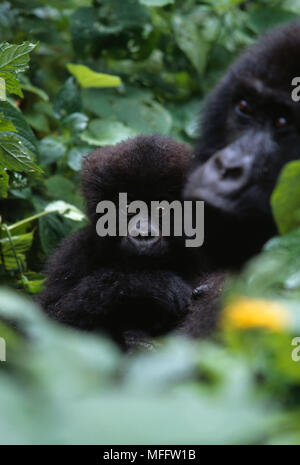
[185,22,300,269]
[39,135,210,347]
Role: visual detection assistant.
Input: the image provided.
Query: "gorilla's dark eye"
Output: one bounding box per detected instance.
[236,99,251,117]
[274,116,287,128]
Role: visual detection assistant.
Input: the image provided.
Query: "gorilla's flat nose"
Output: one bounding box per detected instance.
[184,146,253,207]
[204,147,251,194]
[128,234,160,247]
[214,153,244,181]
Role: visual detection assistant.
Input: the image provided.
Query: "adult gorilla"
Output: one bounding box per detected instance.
[185,22,300,269]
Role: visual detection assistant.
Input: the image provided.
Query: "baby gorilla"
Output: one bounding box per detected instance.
[39,135,196,348]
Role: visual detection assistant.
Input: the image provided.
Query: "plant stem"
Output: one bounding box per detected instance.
[6,210,52,231]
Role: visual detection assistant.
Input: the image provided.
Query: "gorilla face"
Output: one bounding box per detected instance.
[82,134,192,265]
[185,76,300,221]
[184,23,300,266]
[185,23,300,226]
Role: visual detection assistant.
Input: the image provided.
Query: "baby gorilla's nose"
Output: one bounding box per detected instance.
[128,234,160,249]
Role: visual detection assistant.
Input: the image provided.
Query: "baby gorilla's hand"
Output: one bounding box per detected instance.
[115,270,192,336]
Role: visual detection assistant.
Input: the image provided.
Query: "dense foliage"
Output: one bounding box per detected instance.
[1,0,300,444]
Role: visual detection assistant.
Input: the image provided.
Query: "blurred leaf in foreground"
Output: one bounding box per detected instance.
[271,160,300,235]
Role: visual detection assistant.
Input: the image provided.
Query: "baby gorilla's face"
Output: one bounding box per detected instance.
[82,134,193,262]
[95,192,187,260]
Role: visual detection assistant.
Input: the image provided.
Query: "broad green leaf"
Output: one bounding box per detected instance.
[81,120,136,146]
[0,134,41,173]
[0,231,33,270]
[53,77,82,118]
[45,175,83,209]
[206,0,244,14]
[19,272,45,295]
[282,0,300,13]
[0,101,40,173]
[22,278,45,294]
[24,112,50,133]
[67,63,122,89]
[139,0,174,5]
[38,212,79,255]
[38,136,66,165]
[0,101,39,158]
[0,113,16,132]
[247,8,297,34]
[20,76,49,101]
[83,87,172,135]
[173,15,208,75]
[0,71,23,98]
[0,42,38,74]
[44,201,85,222]
[67,145,90,172]
[271,161,300,235]
[61,112,88,134]
[0,166,8,198]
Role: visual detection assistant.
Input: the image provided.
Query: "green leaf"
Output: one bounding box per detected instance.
[206,0,245,14]
[70,3,151,56]
[45,174,83,208]
[20,77,49,101]
[81,120,136,146]
[0,71,23,98]
[282,0,300,13]
[53,77,82,118]
[67,145,90,172]
[67,63,122,89]
[44,200,86,222]
[173,15,208,75]
[0,101,39,159]
[0,42,38,74]
[0,134,41,173]
[61,112,88,134]
[24,112,50,133]
[247,8,297,34]
[0,113,16,132]
[139,0,174,5]
[0,166,8,198]
[38,137,66,166]
[22,277,45,294]
[83,87,172,135]
[38,212,76,255]
[0,231,33,271]
[271,161,300,235]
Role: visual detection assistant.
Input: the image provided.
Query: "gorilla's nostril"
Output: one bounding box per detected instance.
[214,156,224,171]
[223,166,243,180]
[213,153,244,181]
[129,234,160,245]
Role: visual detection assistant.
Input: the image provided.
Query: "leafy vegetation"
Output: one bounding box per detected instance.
[1,0,300,445]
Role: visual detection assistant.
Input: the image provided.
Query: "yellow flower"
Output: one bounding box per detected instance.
[222,297,290,332]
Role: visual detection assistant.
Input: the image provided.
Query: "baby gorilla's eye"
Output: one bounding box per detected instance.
[274,116,288,128]
[236,99,251,116]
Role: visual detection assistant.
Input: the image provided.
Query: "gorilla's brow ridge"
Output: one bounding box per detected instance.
[235,76,293,107]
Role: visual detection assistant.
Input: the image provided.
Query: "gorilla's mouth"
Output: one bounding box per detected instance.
[184,168,241,216]
[120,235,167,257]
[186,185,238,214]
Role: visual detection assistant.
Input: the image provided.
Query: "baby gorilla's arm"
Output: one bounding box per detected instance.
[40,239,192,341]
[43,269,126,331]
[112,270,193,337]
